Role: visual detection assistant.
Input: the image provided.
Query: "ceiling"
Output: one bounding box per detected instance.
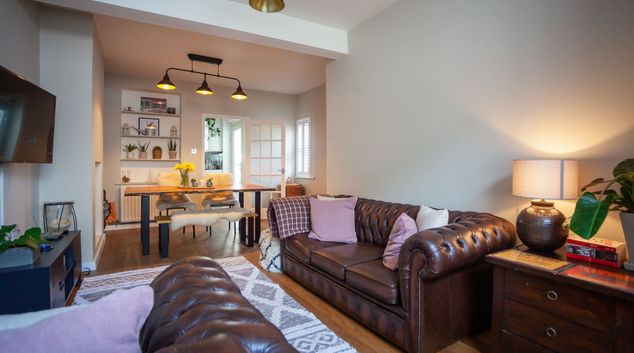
[228,0,400,30]
[94,15,330,95]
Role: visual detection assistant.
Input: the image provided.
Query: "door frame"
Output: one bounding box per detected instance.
[200,114,249,183]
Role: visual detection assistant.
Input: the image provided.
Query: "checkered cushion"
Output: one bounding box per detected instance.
[268,196,311,240]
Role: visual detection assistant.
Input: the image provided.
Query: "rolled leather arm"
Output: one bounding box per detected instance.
[398,212,516,310]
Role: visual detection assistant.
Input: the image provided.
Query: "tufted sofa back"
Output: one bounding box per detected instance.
[353,198,466,246]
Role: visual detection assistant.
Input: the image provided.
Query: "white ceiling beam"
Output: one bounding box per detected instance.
[36,0,348,59]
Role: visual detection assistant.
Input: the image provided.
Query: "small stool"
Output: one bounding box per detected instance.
[242,212,258,246]
[155,215,171,258]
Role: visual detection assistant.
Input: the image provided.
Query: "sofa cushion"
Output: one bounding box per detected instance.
[284,233,341,263]
[347,260,400,305]
[311,243,384,280]
[308,197,358,243]
[383,212,418,270]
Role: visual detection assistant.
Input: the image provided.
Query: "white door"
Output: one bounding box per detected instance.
[248,121,285,213]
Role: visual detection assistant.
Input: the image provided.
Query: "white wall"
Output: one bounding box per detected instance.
[39,6,104,268]
[104,74,297,206]
[296,84,327,194]
[0,0,41,229]
[326,0,634,241]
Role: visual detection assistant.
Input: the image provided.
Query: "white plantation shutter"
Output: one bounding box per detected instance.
[296,118,311,177]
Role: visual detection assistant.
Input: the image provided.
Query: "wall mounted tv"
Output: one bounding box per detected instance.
[0,65,56,163]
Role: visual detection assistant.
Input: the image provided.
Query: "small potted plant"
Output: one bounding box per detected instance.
[191,178,199,187]
[570,159,634,270]
[168,140,177,159]
[205,177,213,188]
[137,141,150,159]
[0,225,46,268]
[123,144,137,159]
[152,145,162,159]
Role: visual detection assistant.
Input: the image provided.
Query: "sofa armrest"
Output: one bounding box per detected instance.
[398,212,516,311]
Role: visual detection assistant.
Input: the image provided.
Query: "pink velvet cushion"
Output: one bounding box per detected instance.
[0,285,154,353]
[383,213,418,270]
[308,196,358,243]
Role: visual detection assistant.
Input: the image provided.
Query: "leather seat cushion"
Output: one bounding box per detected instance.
[284,234,341,263]
[347,260,400,305]
[311,243,384,281]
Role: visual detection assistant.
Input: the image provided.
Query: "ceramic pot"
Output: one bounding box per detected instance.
[0,247,40,268]
[139,151,148,159]
[125,151,134,159]
[621,213,634,271]
[168,151,177,159]
[152,149,162,159]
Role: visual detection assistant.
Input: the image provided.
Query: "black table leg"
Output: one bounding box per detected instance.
[141,195,150,255]
[255,191,262,244]
[247,215,254,247]
[239,192,246,243]
[158,222,169,258]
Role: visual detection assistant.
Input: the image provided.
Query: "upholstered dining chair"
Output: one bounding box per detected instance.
[201,172,240,235]
[156,172,197,236]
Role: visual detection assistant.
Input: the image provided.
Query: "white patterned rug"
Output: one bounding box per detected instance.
[75,256,357,353]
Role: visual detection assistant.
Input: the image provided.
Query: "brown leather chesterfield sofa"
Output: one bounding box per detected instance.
[271,197,516,353]
[139,257,297,353]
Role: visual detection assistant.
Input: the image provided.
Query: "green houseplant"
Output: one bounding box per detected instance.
[168,139,177,159]
[0,225,46,267]
[123,144,137,159]
[205,118,221,140]
[137,141,150,159]
[570,159,634,270]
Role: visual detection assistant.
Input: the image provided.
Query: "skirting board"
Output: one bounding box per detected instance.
[82,232,107,271]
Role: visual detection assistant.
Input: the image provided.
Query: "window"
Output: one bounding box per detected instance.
[296,118,311,177]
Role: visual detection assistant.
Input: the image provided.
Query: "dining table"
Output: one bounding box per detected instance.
[124,184,276,255]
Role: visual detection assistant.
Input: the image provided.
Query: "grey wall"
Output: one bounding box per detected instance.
[296,84,327,194]
[0,0,41,229]
[326,0,634,241]
[104,74,298,203]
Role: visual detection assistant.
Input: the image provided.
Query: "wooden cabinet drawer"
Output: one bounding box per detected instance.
[501,330,555,353]
[49,257,66,308]
[505,270,614,332]
[503,299,613,353]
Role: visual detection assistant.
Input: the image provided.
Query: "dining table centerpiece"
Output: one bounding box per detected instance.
[174,162,195,187]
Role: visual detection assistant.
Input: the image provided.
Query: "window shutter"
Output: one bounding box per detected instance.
[296,118,311,176]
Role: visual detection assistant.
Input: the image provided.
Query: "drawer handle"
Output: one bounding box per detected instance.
[546,327,557,338]
[546,290,558,301]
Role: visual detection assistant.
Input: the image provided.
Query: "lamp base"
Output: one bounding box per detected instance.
[516,200,568,252]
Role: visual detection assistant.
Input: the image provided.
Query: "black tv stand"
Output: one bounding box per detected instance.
[0,231,82,314]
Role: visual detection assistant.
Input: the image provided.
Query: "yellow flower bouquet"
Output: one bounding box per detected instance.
[174,162,195,187]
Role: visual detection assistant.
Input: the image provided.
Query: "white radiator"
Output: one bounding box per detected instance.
[119,186,160,223]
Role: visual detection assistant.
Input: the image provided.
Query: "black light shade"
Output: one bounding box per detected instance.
[156,73,176,90]
[196,79,214,95]
[249,0,285,13]
[231,85,248,100]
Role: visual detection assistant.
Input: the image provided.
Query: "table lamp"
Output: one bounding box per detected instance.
[512,160,579,252]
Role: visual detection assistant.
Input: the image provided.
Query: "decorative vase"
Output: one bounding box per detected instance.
[139,151,148,159]
[0,247,40,268]
[169,151,177,159]
[152,149,162,159]
[125,151,134,159]
[180,171,189,187]
[621,213,634,271]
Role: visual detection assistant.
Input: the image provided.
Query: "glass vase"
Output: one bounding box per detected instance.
[180,171,189,187]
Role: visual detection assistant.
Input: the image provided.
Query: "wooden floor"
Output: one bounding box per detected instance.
[97,221,481,353]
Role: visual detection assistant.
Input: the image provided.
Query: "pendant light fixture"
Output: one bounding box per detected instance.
[156,53,247,100]
[249,0,285,13]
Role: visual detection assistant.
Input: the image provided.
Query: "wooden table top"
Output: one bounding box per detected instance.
[124,184,276,196]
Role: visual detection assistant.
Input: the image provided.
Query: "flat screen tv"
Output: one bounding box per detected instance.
[0,65,56,163]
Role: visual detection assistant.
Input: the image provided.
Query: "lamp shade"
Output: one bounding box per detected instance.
[512,160,579,200]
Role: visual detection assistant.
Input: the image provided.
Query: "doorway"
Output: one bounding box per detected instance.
[201,114,246,184]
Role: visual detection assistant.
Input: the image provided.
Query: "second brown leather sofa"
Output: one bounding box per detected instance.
[272,197,517,353]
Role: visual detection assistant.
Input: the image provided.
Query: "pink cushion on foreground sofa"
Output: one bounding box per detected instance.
[0,285,154,353]
[383,212,418,270]
[308,196,358,243]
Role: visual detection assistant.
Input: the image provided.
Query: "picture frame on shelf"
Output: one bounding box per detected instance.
[140,96,167,113]
[138,117,160,136]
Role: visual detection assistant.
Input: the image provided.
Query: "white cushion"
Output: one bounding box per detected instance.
[0,306,78,331]
[416,205,449,231]
[169,208,248,231]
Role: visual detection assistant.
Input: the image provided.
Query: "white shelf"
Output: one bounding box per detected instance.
[121,135,180,140]
[121,110,180,117]
[120,159,180,162]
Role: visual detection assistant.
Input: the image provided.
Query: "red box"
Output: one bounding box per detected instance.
[566,234,627,268]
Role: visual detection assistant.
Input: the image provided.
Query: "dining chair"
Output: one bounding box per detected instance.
[201,172,239,235]
[156,172,197,237]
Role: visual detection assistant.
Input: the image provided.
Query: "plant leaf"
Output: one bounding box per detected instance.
[581,178,607,192]
[613,159,634,177]
[570,192,617,239]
